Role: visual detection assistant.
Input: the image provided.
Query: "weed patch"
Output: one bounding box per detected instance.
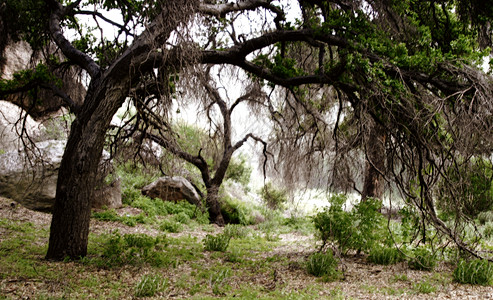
[203,233,231,252]
[453,259,493,285]
[306,250,340,281]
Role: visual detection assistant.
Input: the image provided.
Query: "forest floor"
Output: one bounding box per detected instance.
[1,196,492,299]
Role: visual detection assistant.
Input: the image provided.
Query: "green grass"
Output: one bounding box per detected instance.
[453,259,493,285]
[367,247,404,265]
[412,280,437,294]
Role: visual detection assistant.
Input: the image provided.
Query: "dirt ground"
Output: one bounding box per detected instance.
[1,196,493,299]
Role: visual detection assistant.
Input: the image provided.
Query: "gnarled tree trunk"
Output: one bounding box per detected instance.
[46,78,126,260]
[205,184,225,226]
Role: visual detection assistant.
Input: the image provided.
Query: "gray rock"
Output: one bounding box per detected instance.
[142,176,202,207]
[0,100,45,153]
[0,139,121,212]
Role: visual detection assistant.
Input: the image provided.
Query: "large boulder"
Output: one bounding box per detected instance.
[0,139,121,212]
[142,176,202,208]
[0,100,45,153]
[1,41,85,117]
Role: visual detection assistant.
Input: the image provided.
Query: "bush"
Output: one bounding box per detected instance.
[220,196,255,225]
[453,259,493,285]
[368,247,404,265]
[259,182,288,210]
[203,233,231,252]
[408,247,437,271]
[313,195,388,254]
[306,251,340,281]
[135,274,167,297]
[437,158,493,218]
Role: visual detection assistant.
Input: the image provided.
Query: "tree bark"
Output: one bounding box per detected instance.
[361,122,386,201]
[46,77,127,260]
[205,185,225,226]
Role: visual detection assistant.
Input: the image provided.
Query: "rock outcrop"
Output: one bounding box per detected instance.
[0,139,121,212]
[1,41,85,117]
[142,176,202,208]
[0,100,45,153]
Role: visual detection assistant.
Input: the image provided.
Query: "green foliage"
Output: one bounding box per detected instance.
[259,182,288,210]
[0,63,61,98]
[453,259,493,286]
[252,53,305,79]
[173,211,191,224]
[203,233,231,252]
[2,0,52,50]
[477,211,493,225]
[159,219,183,233]
[95,231,168,268]
[225,155,252,188]
[223,224,250,239]
[438,158,493,218]
[306,250,340,281]
[220,196,255,225]
[92,209,148,227]
[408,247,437,271]
[117,162,159,206]
[482,223,493,240]
[312,195,388,254]
[368,247,404,265]
[134,274,167,298]
[412,280,437,294]
[398,206,423,244]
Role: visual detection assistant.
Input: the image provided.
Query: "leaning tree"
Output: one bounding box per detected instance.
[1,0,492,260]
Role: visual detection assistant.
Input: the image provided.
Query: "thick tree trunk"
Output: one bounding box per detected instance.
[205,185,225,226]
[361,122,386,201]
[46,78,125,260]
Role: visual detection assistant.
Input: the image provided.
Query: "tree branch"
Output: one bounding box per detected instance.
[74,10,134,37]
[198,0,285,21]
[46,0,101,78]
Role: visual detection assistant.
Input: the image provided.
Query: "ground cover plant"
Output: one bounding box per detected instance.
[2,195,493,299]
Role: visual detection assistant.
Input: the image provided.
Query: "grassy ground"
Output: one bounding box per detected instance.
[1,196,493,299]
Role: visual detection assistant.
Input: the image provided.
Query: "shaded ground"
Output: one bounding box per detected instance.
[1,196,492,299]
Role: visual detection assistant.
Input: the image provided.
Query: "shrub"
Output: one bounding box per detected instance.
[259,182,288,210]
[368,247,404,265]
[453,259,493,285]
[313,195,387,254]
[203,233,231,252]
[306,251,340,281]
[135,274,167,297]
[220,196,255,225]
[408,247,437,271]
[437,158,493,218]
